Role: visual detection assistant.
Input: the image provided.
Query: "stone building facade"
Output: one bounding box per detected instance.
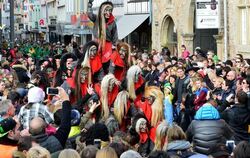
[152,0,250,60]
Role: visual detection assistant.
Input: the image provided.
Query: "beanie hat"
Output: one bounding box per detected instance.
[85,123,109,146]
[120,150,142,158]
[164,83,172,91]
[0,117,17,137]
[71,109,81,126]
[28,87,45,103]
[105,115,119,137]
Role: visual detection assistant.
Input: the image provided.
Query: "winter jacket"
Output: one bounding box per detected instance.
[88,10,118,46]
[167,140,208,158]
[164,94,174,126]
[186,104,234,155]
[174,76,190,103]
[221,104,250,144]
[32,101,71,153]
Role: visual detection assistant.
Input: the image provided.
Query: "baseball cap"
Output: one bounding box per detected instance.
[0,118,17,138]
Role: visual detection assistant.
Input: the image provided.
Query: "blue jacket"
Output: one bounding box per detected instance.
[164,94,174,126]
[195,103,220,120]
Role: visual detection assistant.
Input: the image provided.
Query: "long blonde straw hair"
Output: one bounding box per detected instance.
[114,90,129,125]
[101,74,118,120]
[154,121,169,151]
[144,86,164,127]
[126,65,142,100]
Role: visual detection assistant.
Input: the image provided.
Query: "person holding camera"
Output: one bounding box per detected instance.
[29,87,71,153]
[221,90,250,144]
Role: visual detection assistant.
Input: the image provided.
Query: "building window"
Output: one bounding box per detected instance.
[238,0,250,45]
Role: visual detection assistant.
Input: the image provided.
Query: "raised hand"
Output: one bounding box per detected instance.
[87,84,95,95]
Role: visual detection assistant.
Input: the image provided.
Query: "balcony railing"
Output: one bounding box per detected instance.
[126,1,149,14]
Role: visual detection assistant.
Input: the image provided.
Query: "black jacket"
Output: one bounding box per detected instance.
[221,104,250,144]
[186,119,234,155]
[32,101,71,153]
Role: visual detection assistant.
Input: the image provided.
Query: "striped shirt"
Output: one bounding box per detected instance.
[18,103,54,129]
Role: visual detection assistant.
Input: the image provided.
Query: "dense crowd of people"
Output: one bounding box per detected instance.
[0,1,250,158]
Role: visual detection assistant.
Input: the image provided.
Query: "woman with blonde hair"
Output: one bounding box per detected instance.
[27,146,51,158]
[154,121,169,151]
[96,147,118,158]
[191,77,208,111]
[58,149,80,158]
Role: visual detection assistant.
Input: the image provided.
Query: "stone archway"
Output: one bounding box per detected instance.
[161,15,178,56]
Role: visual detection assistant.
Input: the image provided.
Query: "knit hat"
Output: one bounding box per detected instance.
[71,109,81,126]
[194,103,220,120]
[0,117,17,137]
[28,87,45,103]
[85,123,109,146]
[120,150,142,158]
[105,115,119,137]
[164,83,172,91]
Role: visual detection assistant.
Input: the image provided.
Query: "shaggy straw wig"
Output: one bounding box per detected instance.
[126,65,142,100]
[101,74,118,120]
[144,86,164,127]
[154,121,169,151]
[114,90,129,125]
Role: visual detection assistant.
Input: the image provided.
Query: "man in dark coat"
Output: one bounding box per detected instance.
[221,90,250,144]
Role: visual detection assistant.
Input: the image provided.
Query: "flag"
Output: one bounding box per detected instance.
[71,14,77,25]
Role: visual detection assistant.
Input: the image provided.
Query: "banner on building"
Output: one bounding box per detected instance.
[71,15,77,25]
[196,0,220,29]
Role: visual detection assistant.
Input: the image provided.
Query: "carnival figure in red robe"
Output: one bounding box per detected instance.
[113,90,137,132]
[78,41,104,83]
[126,65,145,104]
[109,42,131,81]
[100,74,119,120]
[54,53,77,87]
[88,1,118,74]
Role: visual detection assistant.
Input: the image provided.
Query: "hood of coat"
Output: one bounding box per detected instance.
[167,140,191,151]
[194,103,220,120]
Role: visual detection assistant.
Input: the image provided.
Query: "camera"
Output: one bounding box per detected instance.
[94,139,101,149]
[226,140,235,154]
[46,87,59,95]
